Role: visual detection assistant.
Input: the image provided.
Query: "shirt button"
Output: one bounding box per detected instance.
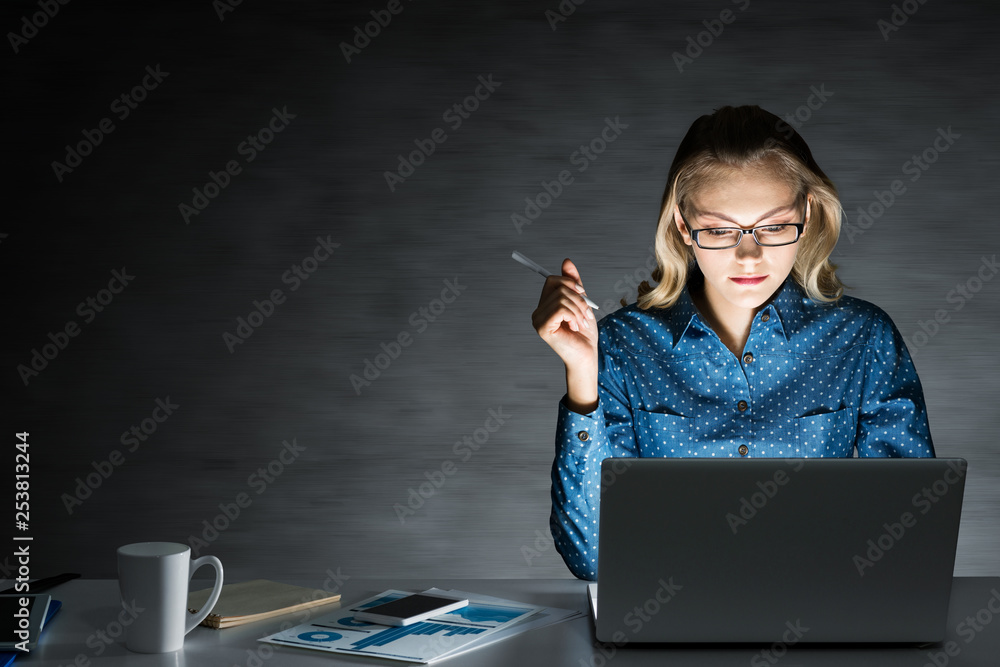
[761,313,770,322]
[743,352,754,364]
[577,431,590,442]
[738,444,749,456]
[737,400,748,412]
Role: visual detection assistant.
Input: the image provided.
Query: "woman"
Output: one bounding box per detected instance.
[531,105,935,581]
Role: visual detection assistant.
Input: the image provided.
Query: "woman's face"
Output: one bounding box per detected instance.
[673,168,810,319]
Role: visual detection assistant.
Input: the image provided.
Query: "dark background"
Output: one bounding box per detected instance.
[4,0,998,585]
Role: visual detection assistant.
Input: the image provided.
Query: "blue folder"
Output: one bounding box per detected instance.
[1,599,62,667]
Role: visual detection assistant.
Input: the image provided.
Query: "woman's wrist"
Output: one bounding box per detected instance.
[565,363,598,414]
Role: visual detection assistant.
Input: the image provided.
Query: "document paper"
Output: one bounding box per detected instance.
[259,588,544,663]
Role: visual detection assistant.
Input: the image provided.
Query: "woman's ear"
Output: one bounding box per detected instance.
[674,204,693,246]
[802,195,812,234]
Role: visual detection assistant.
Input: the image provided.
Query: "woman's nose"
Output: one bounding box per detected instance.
[735,231,764,258]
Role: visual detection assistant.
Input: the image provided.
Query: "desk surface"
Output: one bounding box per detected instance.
[10,576,1000,666]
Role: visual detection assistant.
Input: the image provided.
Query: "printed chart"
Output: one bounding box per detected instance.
[259,589,544,663]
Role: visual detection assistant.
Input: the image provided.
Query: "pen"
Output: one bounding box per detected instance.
[511,251,599,310]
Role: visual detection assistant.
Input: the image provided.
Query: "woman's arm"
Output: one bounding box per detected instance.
[856,307,935,458]
[550,318,640,580]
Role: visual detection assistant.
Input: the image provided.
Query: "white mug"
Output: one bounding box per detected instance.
[117,542,224,653]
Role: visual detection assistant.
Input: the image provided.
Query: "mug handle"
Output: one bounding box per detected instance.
[185,555,224,634]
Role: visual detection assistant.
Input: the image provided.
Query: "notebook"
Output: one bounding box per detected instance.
[188,579,340,628]
[594,457,967,643]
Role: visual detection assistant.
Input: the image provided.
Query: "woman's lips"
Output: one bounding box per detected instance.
[730,275,767,285]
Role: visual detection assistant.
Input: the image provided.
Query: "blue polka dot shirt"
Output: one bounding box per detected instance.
[550,274,936,581]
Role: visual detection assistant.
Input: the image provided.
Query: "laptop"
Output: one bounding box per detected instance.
[592,457,967,643]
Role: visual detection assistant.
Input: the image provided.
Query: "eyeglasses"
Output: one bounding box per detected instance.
[678,210,805,250]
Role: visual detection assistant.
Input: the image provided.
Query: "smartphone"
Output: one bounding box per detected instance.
[352,593,469,626]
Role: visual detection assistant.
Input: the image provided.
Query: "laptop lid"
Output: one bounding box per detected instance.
[596,458,966,643]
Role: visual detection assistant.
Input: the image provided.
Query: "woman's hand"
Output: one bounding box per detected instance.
[531,259,599,412]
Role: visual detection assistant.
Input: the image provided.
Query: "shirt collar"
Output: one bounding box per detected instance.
[767,277,809,341]
[667,270,808,348]
[666,277,701,349]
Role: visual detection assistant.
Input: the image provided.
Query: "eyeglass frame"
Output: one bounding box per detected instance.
[676,204,808,250]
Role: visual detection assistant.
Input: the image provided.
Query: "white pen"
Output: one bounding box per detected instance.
[511,250,599,310]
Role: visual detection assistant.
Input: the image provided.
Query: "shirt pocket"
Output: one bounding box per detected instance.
[633,408,694,457]
[796,407,857,457]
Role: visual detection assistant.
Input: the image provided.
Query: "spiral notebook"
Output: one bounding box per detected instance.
[188,579,340,629]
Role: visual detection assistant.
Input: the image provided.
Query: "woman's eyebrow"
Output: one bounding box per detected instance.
[694,202,798,223]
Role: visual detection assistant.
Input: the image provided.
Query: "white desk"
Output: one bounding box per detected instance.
[10,577,1000,666]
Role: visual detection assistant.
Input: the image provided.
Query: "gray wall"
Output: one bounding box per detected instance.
[5,0,998,584]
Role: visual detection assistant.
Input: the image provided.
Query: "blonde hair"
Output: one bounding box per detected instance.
[629,105,846,310]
